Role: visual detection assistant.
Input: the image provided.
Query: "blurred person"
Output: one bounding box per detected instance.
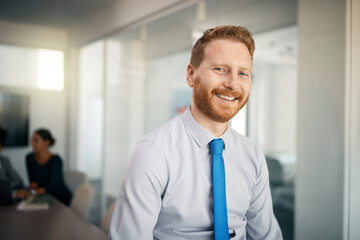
[26,128,72,206]
[109,26,282,239]
[0,126,29,199]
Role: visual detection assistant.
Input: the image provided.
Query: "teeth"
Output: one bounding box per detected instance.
[217,94,236,101]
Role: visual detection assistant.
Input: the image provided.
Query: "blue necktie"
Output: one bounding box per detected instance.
[210,138,229,240]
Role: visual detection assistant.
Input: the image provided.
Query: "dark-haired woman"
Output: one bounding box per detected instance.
[26,129,72,206]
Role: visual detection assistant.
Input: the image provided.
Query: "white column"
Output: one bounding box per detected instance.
[296,0,347,239]
[347,0,360,239]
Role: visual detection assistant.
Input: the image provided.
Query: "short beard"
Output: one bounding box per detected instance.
[193,76,249,123]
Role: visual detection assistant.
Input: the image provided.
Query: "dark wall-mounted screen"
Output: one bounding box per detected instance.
[0,93,30,147]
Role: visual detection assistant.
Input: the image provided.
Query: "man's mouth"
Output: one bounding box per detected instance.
[216,94,237,101]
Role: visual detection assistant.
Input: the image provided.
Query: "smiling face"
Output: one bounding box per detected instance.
[187,39,252,123]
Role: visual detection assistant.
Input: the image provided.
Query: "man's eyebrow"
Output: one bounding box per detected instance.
[209,63,229,68]
[239,67,252,72]
[209,63,251,72]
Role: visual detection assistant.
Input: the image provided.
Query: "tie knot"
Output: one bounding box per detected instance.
[210,138,224,155]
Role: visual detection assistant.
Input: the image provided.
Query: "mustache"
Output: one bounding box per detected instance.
[212,88,242,98]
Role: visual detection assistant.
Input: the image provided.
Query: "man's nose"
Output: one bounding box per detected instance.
[223,72,240,91]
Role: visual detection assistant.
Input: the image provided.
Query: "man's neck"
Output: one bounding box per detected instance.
[190,105,229,137]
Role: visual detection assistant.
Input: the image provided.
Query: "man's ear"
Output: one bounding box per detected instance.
[186,64,195,88]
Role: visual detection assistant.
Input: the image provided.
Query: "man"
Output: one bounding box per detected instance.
[109,26,282,239]
[0,126,28,198]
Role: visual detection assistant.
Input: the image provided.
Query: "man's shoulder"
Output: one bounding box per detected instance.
[227,129,264,160]
[127,116,185,170]
[228,128,257,148]
[140,115,184,146]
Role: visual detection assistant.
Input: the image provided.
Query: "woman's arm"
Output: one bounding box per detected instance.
[26,154,35,183]
[44,156,64,193]
[26,154,44,194]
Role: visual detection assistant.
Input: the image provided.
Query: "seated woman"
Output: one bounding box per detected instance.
[26,128,72,206]
[0,126,26,198]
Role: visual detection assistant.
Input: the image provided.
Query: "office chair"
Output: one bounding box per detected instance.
[64,170,87,195]
[70,183,94,218]
[100,201,116,233]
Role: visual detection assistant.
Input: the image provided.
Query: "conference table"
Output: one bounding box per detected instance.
[0,197,107,240]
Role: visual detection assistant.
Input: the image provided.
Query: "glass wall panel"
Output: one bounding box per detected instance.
[250,26,297,240]
[78,40,105,225]
[78,41,104,179]
[0,44,64,91]
[103,37,145,198]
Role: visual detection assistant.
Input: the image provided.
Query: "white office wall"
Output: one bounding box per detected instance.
[296,0,347,239]
[1,87,67,185]
[0,20,67,50]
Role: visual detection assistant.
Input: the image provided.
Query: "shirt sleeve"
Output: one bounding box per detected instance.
[245,149,283,240]
[109,140,168,240]
[3,157,24,189]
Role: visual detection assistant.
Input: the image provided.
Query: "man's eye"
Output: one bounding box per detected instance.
[215,67,226,72]
[239,72,247,77]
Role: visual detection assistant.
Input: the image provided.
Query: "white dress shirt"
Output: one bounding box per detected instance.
[109,107,282,240]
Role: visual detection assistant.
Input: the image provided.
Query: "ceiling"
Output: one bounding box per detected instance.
[0,0,119,30]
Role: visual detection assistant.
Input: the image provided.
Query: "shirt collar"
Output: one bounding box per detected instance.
[181,106,232,149]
